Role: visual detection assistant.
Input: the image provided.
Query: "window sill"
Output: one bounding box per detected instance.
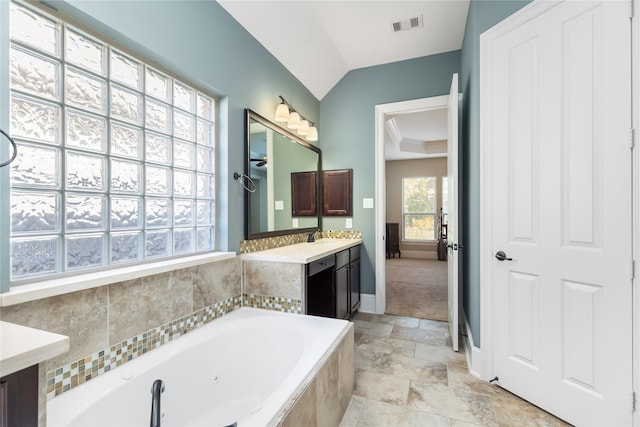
[0,252,237,307]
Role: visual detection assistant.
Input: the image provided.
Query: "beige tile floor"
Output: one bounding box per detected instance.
[339,312,572,427]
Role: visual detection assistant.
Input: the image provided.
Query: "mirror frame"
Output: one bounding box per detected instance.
[244,109,322,240]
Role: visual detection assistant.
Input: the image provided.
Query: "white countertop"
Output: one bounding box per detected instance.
[0,321,69,377]
[241,238,362,263]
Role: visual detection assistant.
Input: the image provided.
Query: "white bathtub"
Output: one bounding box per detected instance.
[47,308,352,427]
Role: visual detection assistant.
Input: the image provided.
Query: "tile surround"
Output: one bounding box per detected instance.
[3,231,357,414]
[46,296,241,398]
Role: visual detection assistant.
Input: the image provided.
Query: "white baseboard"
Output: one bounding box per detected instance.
[359,293,377,313]
[398,250,437,260]
[462,310,482,378]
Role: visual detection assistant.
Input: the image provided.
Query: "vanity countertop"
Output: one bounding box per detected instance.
[241,238,362,264]
[0,321,69,377]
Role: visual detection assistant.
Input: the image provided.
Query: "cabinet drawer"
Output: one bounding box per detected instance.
[350,244,361,261]
[335,249,350,270]
[308,255,335,276]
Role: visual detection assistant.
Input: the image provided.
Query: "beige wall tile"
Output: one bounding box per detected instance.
[108,269,193,344]
[193,257,241,310]
[0,287,108,371]
[316,351,340,427]
[339,325,355,415]
[281,380,317,427]
[243,260,303,300]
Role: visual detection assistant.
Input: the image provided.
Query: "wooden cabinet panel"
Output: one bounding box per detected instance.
[350,256,361,313]
[291,171,317,216]
[335,265,349,319]
[322,169,352,216]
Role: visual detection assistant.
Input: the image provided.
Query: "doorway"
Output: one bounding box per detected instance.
[374,95,454,321]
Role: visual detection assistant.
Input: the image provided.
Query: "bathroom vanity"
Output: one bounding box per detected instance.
[241,238,362,319]
[0,322,69,427]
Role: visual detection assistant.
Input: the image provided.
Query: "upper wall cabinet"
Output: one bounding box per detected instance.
[323,169,352,216]
[291,171,317,217]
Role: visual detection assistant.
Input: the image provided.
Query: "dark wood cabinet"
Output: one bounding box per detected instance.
[291,171,317,216]
[1,365,38,427]
[386,222,401,258]
[350,246,361,313]
[306,255,336,318]
[335,263,350,319]
[305,244,361,319]
[322,169,352,216]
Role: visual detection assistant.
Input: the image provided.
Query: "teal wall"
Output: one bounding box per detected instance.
[460,0,532,345]
[320,52,461,294]
[39,0,321,253]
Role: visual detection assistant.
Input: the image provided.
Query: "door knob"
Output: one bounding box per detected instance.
[495,251,512,261]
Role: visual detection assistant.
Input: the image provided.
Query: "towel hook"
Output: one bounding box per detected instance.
[0,129,17,168]
[233,172,256,193]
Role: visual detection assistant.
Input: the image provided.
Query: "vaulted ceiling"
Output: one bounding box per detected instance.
[218,0,469,159]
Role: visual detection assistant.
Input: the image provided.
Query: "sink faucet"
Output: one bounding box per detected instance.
[150,379,165,427]
[307,230,318,242]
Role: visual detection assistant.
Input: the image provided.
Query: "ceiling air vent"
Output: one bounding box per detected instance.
[391,15,423,33]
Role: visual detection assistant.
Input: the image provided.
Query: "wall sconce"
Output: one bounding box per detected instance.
[274,96,319,142]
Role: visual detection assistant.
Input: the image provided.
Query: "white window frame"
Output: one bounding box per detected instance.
[401,176,437,242]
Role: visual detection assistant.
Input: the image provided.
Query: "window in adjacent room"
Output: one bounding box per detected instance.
[8,1,216,283]
[402,176,436,241]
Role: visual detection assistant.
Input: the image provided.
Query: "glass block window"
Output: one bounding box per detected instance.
[8,1,216,282]
[402,177,437,241]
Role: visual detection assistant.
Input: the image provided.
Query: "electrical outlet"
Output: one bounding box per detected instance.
[346,218,353,229]
[292,218,299,228]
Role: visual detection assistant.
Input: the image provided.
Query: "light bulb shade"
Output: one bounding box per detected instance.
[306,126,318,142]
[287,112,300,129]
[275,103,289,122]
[297,120,309,136]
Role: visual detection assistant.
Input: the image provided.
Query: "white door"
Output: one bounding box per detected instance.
[484,1,632,425]
[447,73,459,352]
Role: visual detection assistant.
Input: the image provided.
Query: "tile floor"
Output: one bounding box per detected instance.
[339,312,571,427]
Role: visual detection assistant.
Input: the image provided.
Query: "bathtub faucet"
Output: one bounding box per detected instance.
[150,379,165,427]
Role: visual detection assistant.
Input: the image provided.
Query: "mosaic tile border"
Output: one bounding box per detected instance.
[322,230,362,239]
[240,230,361,254]
[240,232,311,253]
[46,295,242,399]
[243,293,302,314]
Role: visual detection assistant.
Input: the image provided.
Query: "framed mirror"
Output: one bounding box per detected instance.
[244,109,322,239]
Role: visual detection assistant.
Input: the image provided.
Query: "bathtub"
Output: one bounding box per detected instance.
[47,308,353,427]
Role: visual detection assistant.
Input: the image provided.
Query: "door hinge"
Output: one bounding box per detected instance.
[630,260,635,280]
[632,390,636,412]
[629,128,635,149]
[629,0,634,19]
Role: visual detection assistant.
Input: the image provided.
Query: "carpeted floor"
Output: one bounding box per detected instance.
[385,257,449,321]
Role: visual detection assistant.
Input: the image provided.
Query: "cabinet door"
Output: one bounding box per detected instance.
[291,171,317,216]
[335,266,349,319]
[350,257,361,313]
[322,169,352,216]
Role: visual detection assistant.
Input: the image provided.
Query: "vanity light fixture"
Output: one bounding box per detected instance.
[288,111,301,129]
[274,95,319,142]
[275,102,290,122]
